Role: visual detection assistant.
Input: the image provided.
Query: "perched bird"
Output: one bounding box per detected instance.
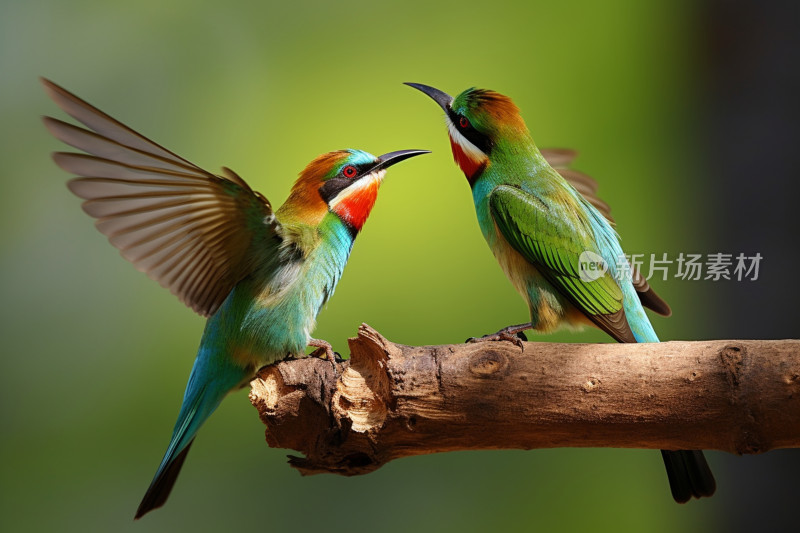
[42,78,428,518]
[406,82,715,503]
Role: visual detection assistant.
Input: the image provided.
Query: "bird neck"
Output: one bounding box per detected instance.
[449,136,488,186]
[319,211,357,255]
[278,186,329,228]
[328,175,381,234]
[277,184,377,245]
[470,133,547,186]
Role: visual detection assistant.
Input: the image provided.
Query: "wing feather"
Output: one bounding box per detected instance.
[541,148,670,316]
[489,184,636,342]
[42,78,204,171]
[44,78,281,317]
[540,148,578,168]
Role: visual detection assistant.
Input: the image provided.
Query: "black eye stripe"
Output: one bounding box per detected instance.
[318,160,379,203]
[319,177,350,203]
[447,108,492,154]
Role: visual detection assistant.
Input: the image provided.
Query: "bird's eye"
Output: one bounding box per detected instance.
[459,116,470,129]
[342,165,358,178]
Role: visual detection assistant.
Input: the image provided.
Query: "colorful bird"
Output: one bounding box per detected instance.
[406,82,715,503]
[42,78,428,518]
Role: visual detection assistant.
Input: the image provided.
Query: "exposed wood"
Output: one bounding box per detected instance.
[248,324,800,476]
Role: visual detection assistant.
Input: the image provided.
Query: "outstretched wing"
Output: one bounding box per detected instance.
[489,184,636,342]
[42,78,282,317]
[541,148,671,317]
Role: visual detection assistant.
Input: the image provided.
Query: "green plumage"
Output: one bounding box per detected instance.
[407,81,716,503]
[489,185,624,318]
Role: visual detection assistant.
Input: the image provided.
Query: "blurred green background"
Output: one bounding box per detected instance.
[2,0,796,531]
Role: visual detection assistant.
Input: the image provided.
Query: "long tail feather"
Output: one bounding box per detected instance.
[622,294,715,502]
[133,337,250,519]
[134,392,209,520]
[661,450,717,503]
[134,379,223,520]
[135,440,195,519]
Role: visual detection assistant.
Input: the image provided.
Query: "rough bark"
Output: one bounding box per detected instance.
[248,324,800,476]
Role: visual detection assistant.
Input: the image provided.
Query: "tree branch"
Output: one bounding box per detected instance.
[248,324,800,476]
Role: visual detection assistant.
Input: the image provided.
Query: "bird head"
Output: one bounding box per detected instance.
[405,83,529,182]
[281,149,428,232]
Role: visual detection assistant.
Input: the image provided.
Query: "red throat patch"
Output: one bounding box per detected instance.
[331,178,380,232]
[449,136,485,183]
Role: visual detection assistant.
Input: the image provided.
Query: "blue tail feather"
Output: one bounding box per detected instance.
[135,345,251,519]
[622,285,716,501]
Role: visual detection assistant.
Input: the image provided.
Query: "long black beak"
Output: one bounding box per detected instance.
[373,149,430,171]
[404,82,453,111]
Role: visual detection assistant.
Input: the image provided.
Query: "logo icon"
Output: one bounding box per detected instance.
[579,251,608,282]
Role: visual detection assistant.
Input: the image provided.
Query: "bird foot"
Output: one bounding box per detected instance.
[308,338,340,371]
[466,324,530,351]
